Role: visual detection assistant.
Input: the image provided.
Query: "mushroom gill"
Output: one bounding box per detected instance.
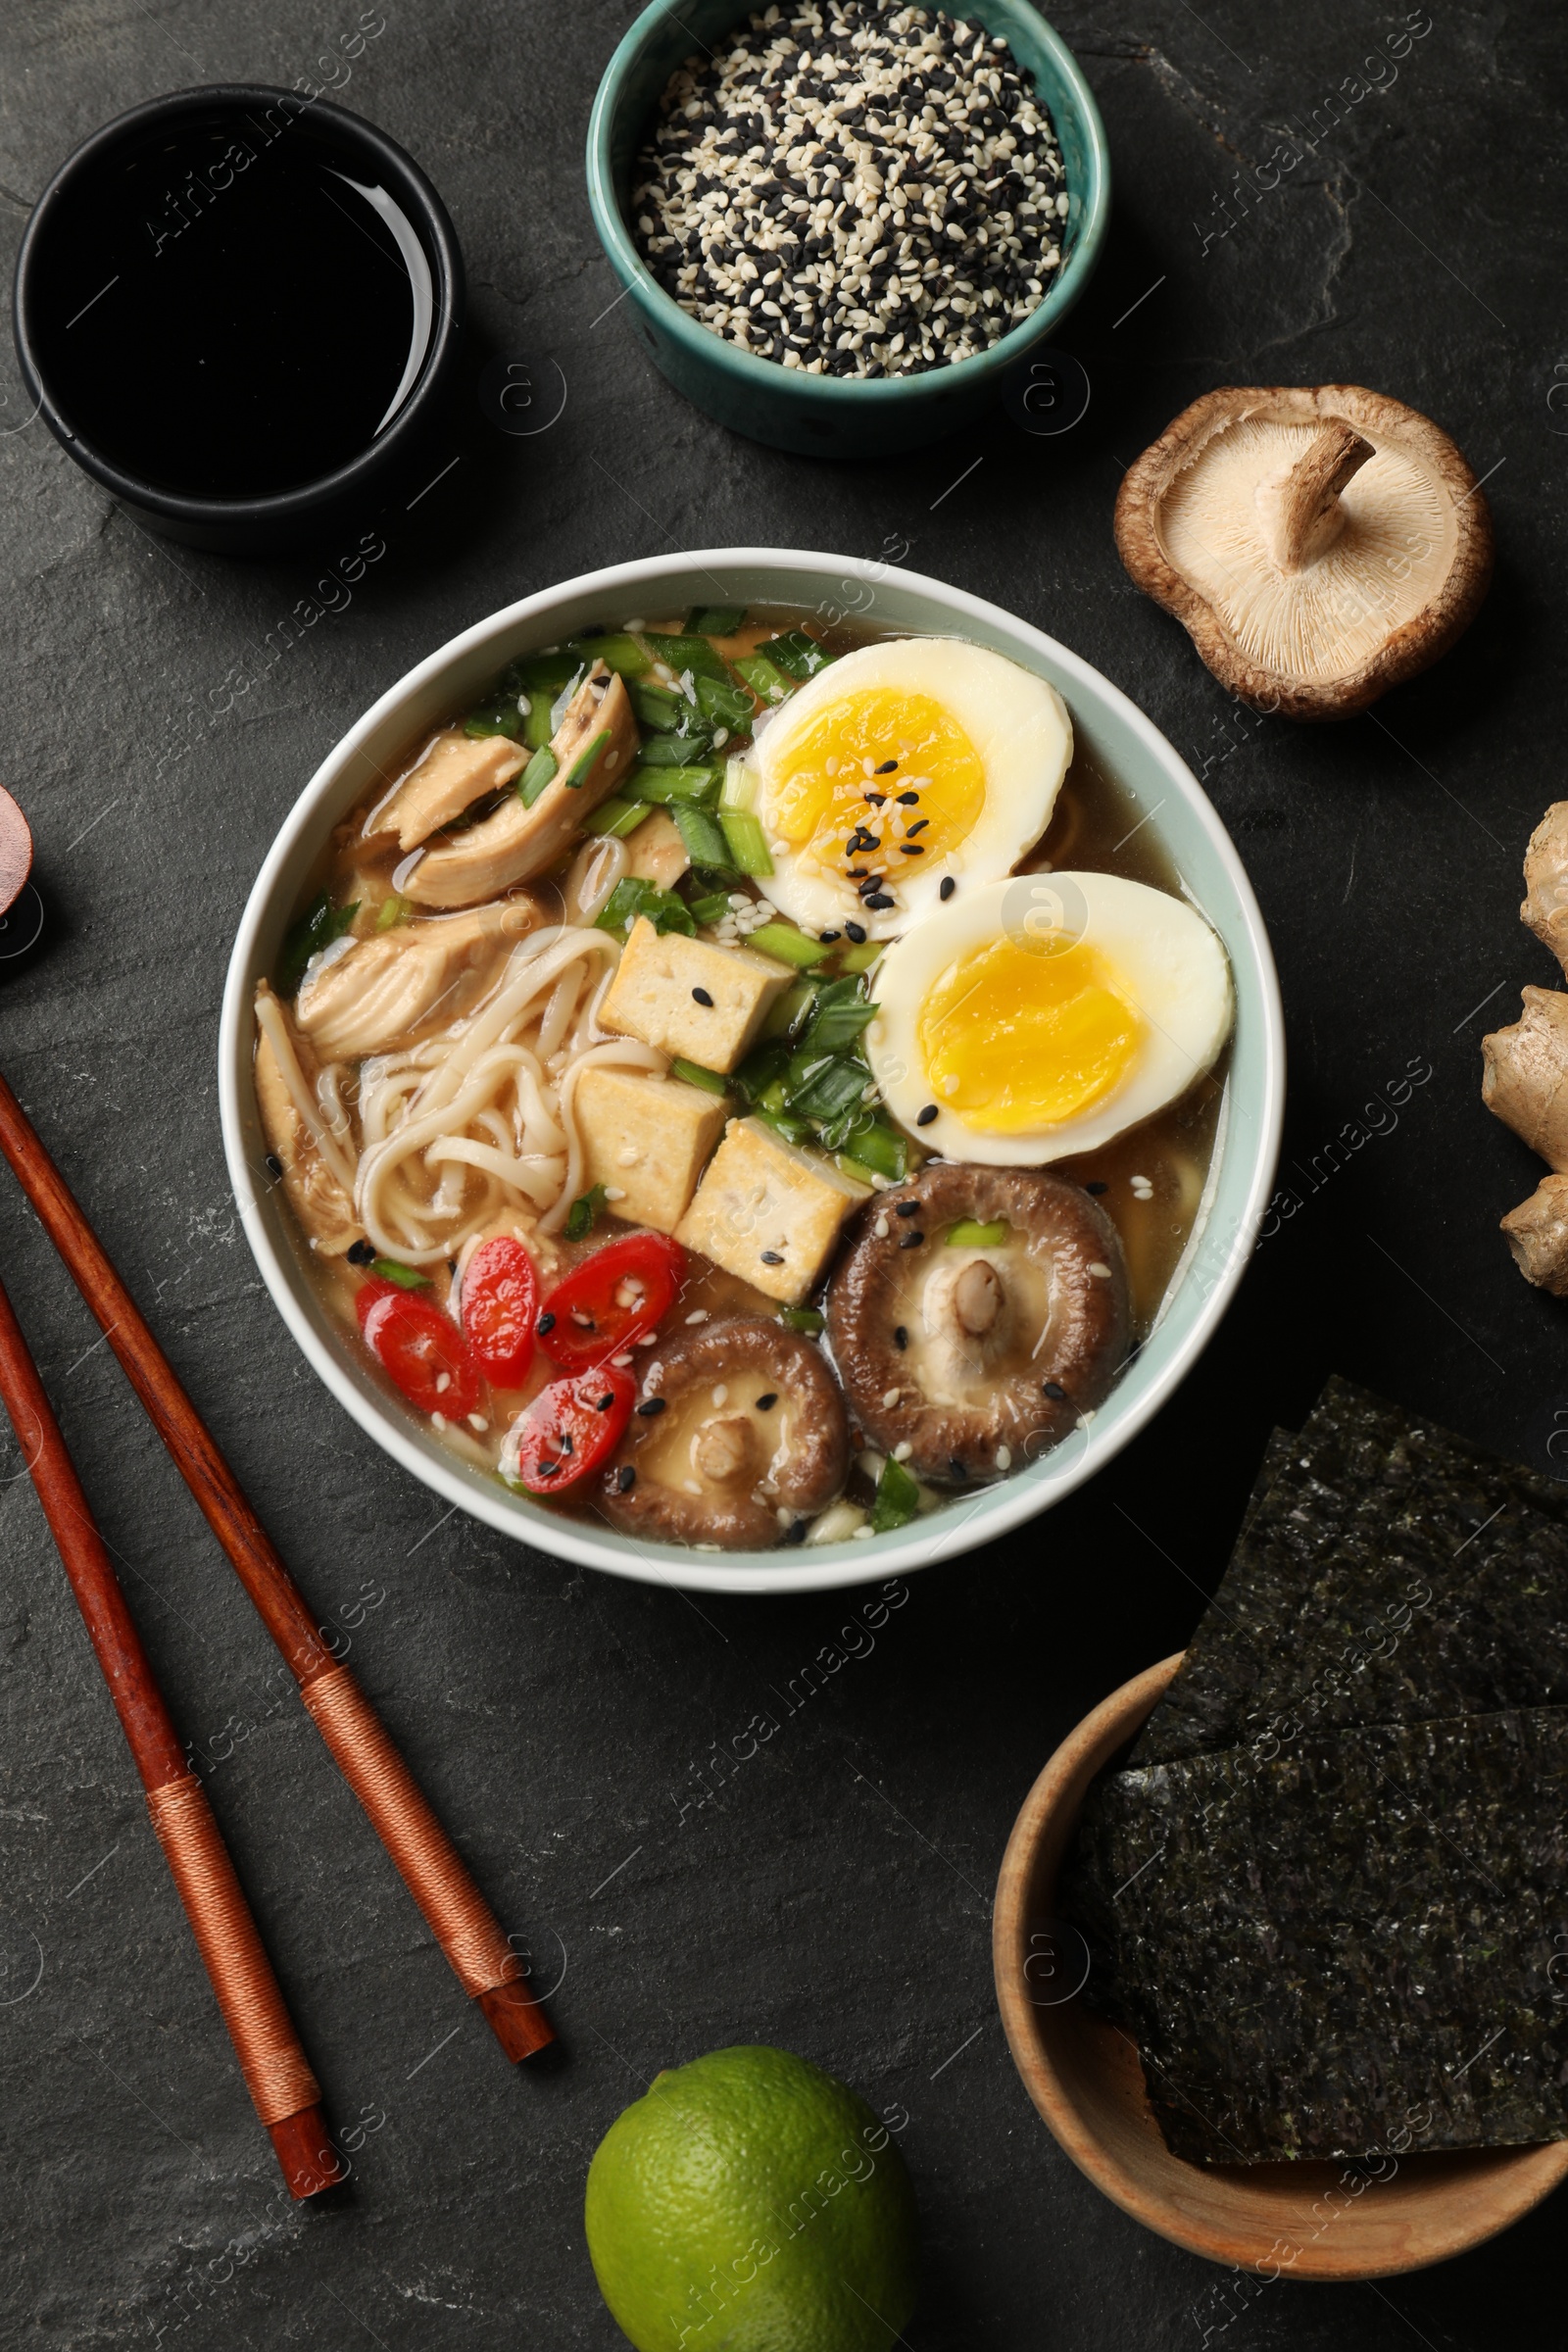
[1114,384,1494,719]
[826,1164,1131,1485]
[601,1317,849,1548]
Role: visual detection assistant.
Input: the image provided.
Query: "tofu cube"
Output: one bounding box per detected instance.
[676,1116,872,1303]
[624,808,691,891]
[574,1065,730,1235]
[600,918,793,1072]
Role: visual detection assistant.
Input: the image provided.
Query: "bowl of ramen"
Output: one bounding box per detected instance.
[220,550,1284,1593]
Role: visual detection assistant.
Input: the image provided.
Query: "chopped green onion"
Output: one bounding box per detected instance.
[642,631,733,683]
[463,697,522,741]
[732,653,793,704]
[565,632,649,676]
[946,1217,1009,1248]
[871,1455,921,1533]
[596,878,696,938]
[686,889,733,925]
[564,1184,609,1242]
[639,732,715,767]
[801,976,876,1054]
[780,1304,824,1334]
[696,673,756,730]
[787,1054,872,1124]
[835,1155,885,1187]
[517,746,559,808]
[747,920,833,969]
[375,894,412,932]
[277,891,359,997]
[718,807,773,875]
[520,694,554,751]
[735,1038,792,1098]
[720,756,759,810]
[585,798,655,839]
[625,764,723,807]
[758,629,833,681]
[672,803,734,873]
[836,1119,906,1181]
[511,650,579,694]
[565,728,611,789]
[754,1106,814,1147]
[370,1257,430,1290]
[759,977,820,1044]
[685,605,747,636]
[670,1056,731,1096]
[629,679,684,730]
[835,940,884,976]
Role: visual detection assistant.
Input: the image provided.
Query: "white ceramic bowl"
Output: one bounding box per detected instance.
[220,550,1285,1595]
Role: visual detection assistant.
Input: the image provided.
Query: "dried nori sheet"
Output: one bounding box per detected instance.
[1128,1378,1568,1770]
[1072,1707,1568,2163]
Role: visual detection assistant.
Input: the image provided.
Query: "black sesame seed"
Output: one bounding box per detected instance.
[756,1392,778,1410]
[864,892,896,909]
[559,1433,574,1454]
[845,920,867,943]
[692,986,714,1006]
[939,876,956,901]
[863,792,887,807]
[906,817,930,836]
[1086,1181,1108,1196]
[819,929,842,943]
[949,1455,967,1482]
[266,1153,284,1181]
[894,1325,908,1349]
[1044,1380,1067,1399]
[636,1396,667,1417]
[915,1104,939,1126]
[782,1519,807,1545]
[760,1249,785,1264]
[899,844,925,856]
[347,1238,375,1265]
[536,1310,557,1335]
[899,1230,925,1249]
[596,1394,616,1412]
[536,1460,561,1479]
[896,790,919,805]
[616,1465,637,1493]
[895,1200,920,1217]
[875,759,898,773]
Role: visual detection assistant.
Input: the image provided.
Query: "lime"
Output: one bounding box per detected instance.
[585,2043,919,2352]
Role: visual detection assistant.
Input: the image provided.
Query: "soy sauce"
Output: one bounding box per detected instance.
[27,98,435,499]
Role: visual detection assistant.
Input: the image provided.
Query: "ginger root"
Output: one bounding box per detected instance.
[1501,1176,1568,1296]
[1482,987,1568,1171]
[1523,803,1568,970]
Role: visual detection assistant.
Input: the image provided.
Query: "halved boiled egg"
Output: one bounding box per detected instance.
[744,637,1071,941]
[865,871,1234,1163]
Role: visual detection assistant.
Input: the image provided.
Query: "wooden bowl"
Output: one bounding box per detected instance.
[993,1653,1568,2279]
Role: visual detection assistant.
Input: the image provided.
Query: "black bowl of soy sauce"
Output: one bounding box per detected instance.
[14,87,465,553]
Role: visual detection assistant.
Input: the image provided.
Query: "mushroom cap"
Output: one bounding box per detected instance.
[825,1163,1130,1486]
[1114,384,1493,720]
[601,1316,849,1548]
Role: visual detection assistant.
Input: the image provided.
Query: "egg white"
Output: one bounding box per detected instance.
[865,871,1234,1164]
[748,637,1072,941]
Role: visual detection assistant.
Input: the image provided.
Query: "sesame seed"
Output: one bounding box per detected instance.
[894,1325,908,1348]
[617,1465,637,1493]
[636,1396,667,1417]
[757,1392,778,1410]
[760,1249,785,1264]
[692,986,715,1005]
[899,1230,925,1249]
[1088,1260,1111,1278]
[915,1103,938,1126]
[939,875,956,900]
[1043,1379,1067,1399]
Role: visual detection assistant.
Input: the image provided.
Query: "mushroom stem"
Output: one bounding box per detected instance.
[954,1259,1003,1337]
[693,1416,758,1485]
[1256,422,1375,572]
[1522,803,1568,975]
[1482,988,1568,1173]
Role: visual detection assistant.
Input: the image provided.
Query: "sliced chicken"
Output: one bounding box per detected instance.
[401,663,640,909]
[365,728,527,853]
[295,901,533,1059]
[625,807,691,891]
[254,1025,358,1253]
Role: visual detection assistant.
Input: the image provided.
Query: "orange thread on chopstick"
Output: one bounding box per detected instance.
[301,1666,526,1999]
[145,1775,321,2127]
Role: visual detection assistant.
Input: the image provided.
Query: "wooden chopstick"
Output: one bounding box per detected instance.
[0,1072,553,2063]
[0,1268,341,2199]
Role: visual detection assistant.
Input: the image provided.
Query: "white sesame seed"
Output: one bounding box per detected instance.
[1088,1261,1111,1279]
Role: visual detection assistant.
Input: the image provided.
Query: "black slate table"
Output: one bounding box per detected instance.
[0,3,1561,2344]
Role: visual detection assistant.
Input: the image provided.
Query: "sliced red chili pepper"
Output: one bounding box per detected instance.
[461,1237,540,1386]
[537,1232,686,1369]
[504,1364,635,1495]
[357,1277,478,1419]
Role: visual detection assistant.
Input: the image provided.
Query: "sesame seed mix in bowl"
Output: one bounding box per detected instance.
[632,0,1069,378]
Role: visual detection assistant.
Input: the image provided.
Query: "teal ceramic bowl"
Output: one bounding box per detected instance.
[585,0,1109,458]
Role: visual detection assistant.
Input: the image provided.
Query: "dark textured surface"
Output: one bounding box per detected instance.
[1,1,1566,2344]
[1068,1707,1568,2165]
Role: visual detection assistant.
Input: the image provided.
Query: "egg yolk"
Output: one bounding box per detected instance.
[766,687,987,872]
[916,934,1145,1131]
